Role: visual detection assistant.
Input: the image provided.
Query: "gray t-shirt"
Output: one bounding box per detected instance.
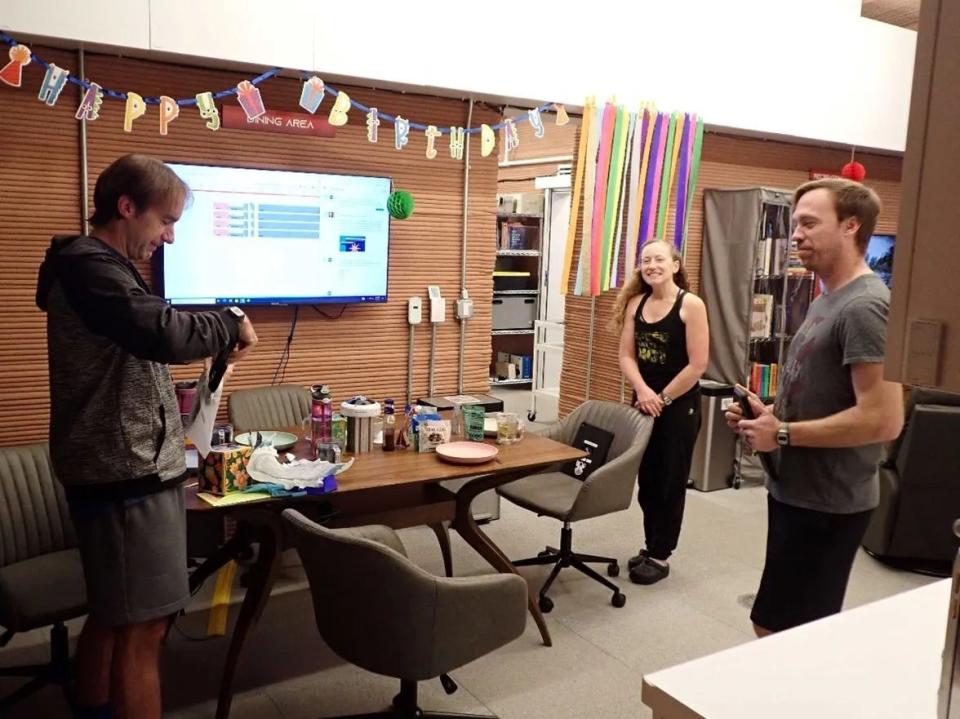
[771,273,890,514]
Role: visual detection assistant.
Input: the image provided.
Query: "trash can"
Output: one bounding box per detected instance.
[689,380,737,492]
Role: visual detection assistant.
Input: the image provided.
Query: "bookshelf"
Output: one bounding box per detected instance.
[748,203,817,402]
[491,195,543,386]
[701,187,818,488]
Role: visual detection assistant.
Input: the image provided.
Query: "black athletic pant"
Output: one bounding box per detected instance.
[636,389,701,561]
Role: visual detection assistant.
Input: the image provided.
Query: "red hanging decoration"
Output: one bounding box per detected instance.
[841,147,866,181]
[841,161,866,181]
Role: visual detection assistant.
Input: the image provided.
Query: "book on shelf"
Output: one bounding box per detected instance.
[786,238,809,276]
[754,237,771,277]
[771,237,789,276]
[756,236,795,277]
[495,361,517,380]
[508,354,532,379]
[749,362,779,397]
[750,294,775,337]
[510,226,528,250]
[499,221,510,250]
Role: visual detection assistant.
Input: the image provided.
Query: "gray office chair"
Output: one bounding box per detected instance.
[230,384,454,576]
[497,400,653,612]
[227,383,312,434]
[283,510,527,718]
[0,443,87,712]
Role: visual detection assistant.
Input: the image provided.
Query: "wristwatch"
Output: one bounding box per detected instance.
[776,423,791,447]
[659,392,673,406]
[226,305,246,321]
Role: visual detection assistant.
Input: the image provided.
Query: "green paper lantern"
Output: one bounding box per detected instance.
[387,190,415,219]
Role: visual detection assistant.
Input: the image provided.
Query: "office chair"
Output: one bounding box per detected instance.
[284,509,527,718]
[497,400,652,611]
[0,443,87,712]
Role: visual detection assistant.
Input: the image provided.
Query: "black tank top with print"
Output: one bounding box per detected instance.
[633,290,691,395]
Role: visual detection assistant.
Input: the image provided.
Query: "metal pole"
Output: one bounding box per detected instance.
[78,48,90,235]
[429,322,438,397]
[457,98,474,394]
[407,323,415,406]
[585,296,597,399]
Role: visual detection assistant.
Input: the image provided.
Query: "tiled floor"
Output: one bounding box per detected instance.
[0,390,939,718]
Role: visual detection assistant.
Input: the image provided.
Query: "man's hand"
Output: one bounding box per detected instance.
[634,384,664,417]
[228,316,258,364]
[724,402,743,432]
[737,391,779,452]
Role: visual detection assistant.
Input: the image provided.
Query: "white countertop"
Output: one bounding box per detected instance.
[642,580,950,718]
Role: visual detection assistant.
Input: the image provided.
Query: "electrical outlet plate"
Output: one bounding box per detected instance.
[408,297,422,324]
[456,297,474,319]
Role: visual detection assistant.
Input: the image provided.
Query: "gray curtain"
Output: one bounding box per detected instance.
[701,188,793,385]
[701,188,793,485]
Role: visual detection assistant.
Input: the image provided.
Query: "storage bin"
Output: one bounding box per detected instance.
[493,271,532,292]
[492,296,537,330]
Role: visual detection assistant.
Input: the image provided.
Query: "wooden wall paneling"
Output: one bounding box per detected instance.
[558,129,903,418]
[0,49,502,446]
[499,109,579,163]
[497,115,580,194]
[0,48,82,446]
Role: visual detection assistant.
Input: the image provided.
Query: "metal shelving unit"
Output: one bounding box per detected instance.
[489,378,533,387]
[491,328,535,336]
[491,202,543,386]
[496,212,543,220]
[496,249,541,257]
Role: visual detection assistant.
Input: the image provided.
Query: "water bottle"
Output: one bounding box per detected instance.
[311,384,333,458]
[382,398,396,451]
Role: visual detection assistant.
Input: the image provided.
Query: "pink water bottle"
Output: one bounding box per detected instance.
[311,385,333,458]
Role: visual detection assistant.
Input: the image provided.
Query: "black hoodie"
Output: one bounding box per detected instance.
[37,235,240,494]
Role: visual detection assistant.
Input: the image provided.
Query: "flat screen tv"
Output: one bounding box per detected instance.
[157,163,391,306]
[866,234,895,288]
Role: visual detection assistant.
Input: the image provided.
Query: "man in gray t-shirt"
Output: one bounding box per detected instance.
[725,178,904,636]
[773,273,890,513]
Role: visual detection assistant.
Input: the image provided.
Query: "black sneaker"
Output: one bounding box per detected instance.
[629,557,670,585]
[627,549,649,570]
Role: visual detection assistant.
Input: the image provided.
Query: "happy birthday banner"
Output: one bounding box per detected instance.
[0,30,573,159]
[562,99,705,297]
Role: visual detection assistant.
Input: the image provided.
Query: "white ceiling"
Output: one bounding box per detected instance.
[862,0,920,29]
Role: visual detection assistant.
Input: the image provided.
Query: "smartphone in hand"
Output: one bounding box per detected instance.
[733,385,757,419]
[733,385,779,482]
[208,342,236,392]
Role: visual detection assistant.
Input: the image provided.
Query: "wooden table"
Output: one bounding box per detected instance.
[641,580,950,719]
[187,432,584,719]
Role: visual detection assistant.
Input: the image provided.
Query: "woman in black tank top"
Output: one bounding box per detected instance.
[611,240,710,585]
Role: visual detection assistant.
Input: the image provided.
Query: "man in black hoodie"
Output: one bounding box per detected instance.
[36,154,258,719]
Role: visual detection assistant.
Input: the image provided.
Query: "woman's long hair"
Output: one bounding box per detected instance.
[610,239,688,333]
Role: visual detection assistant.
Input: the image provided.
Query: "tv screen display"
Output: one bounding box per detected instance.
[866,234,895,288]
[158,163,391,306]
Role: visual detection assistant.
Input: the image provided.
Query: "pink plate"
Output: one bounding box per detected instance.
[436,441,499,465]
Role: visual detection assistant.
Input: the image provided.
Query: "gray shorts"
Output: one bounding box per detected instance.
[68,486,189,626]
